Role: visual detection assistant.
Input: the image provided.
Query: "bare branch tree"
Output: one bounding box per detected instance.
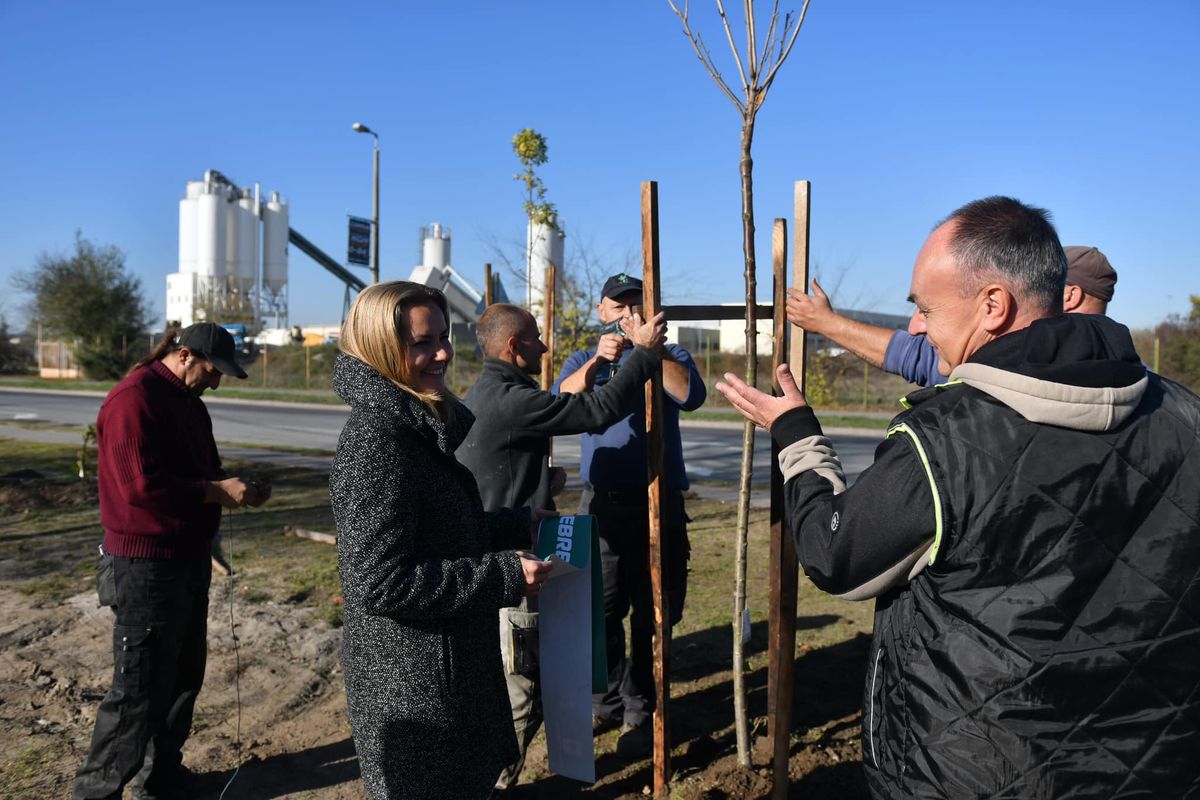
[667,0,810,767]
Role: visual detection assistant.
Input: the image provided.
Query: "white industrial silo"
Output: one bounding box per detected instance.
[178,181,202,274]
[421,223,451,270]
[526,219,564,311]
[195,182,228,291]
[262,192,289,296]
[230,189,258,295]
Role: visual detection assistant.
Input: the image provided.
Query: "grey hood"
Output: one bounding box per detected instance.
[948,314,1148,433]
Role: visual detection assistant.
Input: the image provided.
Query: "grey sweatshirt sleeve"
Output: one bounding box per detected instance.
[771,406,938,600]
[518,346,660,435]
[333,429,524,620]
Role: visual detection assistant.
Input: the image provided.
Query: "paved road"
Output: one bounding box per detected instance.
[0,388,883,486]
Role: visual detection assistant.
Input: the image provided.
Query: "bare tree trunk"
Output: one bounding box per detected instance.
[666,0,811,774]
[732,107,758,767]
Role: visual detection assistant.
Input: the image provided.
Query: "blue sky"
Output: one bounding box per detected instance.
[2,1,1197,331]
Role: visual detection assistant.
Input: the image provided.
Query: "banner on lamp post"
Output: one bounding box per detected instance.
[347,216,372,266]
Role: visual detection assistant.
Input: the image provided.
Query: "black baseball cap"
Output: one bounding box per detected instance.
[177,323,248,379]
[601,273,643,301]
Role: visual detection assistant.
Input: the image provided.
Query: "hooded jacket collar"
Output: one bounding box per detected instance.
[912,315,1148,433]
[332,352,474,455]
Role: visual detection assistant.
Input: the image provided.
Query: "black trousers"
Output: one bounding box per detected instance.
[586,487,689,727]
[72,554,211,800]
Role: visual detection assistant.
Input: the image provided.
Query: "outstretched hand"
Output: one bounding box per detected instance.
[785,278,834,333]
[715,363,808,430]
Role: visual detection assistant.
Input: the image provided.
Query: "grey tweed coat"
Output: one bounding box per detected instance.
[330,354,529,799]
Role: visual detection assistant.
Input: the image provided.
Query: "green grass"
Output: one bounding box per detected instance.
[0,437,85,479]
[0,740,65,797]
[15,573,88,602]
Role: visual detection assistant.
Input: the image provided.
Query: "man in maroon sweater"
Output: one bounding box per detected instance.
[73,323,270,800]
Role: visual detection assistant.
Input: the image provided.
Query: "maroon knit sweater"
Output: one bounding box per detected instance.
[97,360,223,559]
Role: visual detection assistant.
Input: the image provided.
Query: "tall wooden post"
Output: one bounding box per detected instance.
[541,263,557,392]
[641,180,671,796]
[790,181,812,379]
[484,262,494,307]
[767,217,798,798]
[769,182,811,798]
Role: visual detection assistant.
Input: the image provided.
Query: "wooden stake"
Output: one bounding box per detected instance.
[641,181,671,796]
[768,217,799,799]
[283,525,337,545]
[790,181,812,386]
[541,262,556,393]
[484,263,494,307]
[769,182,812,798]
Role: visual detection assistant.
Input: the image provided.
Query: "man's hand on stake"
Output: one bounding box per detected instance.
[625,311,667,351]
[786,278,835,333]
[716,363,808,430]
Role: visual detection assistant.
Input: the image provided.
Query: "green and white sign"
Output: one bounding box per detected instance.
[534,514,605,783]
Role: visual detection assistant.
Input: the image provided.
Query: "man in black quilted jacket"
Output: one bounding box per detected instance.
[718,196,1200,798]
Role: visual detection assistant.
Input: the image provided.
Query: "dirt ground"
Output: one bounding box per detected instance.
[0,444,873,799]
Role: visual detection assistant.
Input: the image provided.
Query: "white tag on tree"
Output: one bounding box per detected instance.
[742,607,752,644]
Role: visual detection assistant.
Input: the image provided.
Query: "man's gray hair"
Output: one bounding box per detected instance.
[941,196,1068,315]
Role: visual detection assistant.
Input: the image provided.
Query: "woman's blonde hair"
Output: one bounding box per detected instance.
[340,281,455,415]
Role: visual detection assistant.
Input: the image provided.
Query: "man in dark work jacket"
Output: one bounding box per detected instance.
[457,302,665,794]
[73,323,271,800]
[719,196,1200,798]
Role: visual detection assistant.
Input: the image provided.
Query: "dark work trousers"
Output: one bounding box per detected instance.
[586,486,689,727]
[72,554,212,800]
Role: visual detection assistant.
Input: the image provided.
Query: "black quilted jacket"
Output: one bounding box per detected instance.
[330,353,529,799]
[775,315,1200,798]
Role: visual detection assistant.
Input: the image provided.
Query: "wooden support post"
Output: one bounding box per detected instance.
[641,181,671,796]
[790,181,812,383]
[768,217,799,799]
[484,263,494,307]
[541,263,556,393]
[770,182,811,799]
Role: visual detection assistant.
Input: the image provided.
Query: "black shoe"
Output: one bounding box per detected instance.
[616,720,652,759]
[132,764,200,800]
[592,713,620,735]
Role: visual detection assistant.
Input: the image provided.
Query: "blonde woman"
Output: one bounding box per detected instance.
[330,281,551,799]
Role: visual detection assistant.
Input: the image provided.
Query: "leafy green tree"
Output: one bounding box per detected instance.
[14,232,151,379]
[0,314,34,374]
[512,128,559,229]
[1156,294,1200,392]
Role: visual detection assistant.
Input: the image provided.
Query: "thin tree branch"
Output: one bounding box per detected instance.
[757,0,782,74]
[715,0,750,94]
[668,0,746,113]
[759,0,810,94]
[744,0,758,79]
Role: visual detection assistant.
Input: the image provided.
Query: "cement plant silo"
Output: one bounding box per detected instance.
[228,189,259,295]
[177,181,202,274]
[527,220,564,310]
[421,223,451,270]
[195,181,229,288]
[262,192,289,296]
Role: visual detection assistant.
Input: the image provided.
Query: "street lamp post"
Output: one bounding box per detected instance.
[352,122,380,284]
